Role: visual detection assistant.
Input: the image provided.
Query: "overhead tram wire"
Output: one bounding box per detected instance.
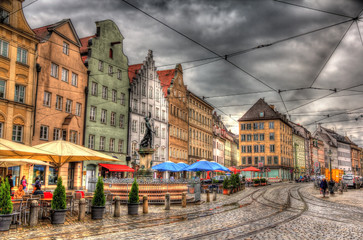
[4,0,39,20]
[305,106,363,126]
[356,21,363,46]
[204,90,275,99]
[120,0,277,92]
[309,20,354,87]
[278,90,290,119]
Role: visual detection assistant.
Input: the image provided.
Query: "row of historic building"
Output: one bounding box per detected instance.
[0,0,239,191]
[239,98,363,181]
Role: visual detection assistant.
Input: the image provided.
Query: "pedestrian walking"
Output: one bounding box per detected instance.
[320,178,328,197]
[21,176,27,191]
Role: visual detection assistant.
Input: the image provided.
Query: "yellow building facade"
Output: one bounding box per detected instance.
[239,99,293,180]
[0,0,38,183]
[187,90,213,164]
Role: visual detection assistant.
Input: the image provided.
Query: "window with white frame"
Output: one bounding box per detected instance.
[132,120,137,132]
[117,69,121,80]
[65,99,72,113]
[109,138,115,152]
[142,84,146,96]
[88,135,95,149]
[90,106,96,121]
[16,47,27,64]
[141,122,145,134]
[118,140,123,153]
[101,109,107,124]
[53,128,61,140]
[91,82,98,96]
[12,125,23,142]
[120,93,125,105]
[14,85,25,103]
[149,87,153,99]
[71,73,78,86]
[75,103,81,116]
[119,114,124,128]
[162,110,165,121]
[155,126,159,137]
[0,80,5,99]
[110,112,116,126]
[112,89,117,102]
[142,102,146,115]
[43,91,51,107]
[63,42,69,55]
[40,125,49,140]
[61,68,69,82]
[162,128,165,139]
[70,130,78,144]
[102,86,108,99]
[98,60,103,71]
[55,95,63,110]
[156,107,160,119]
[51,63,58,78]
[133,99,138,112]
[99,136,105,150]
[108,65,113,76]
[0,39,9,57]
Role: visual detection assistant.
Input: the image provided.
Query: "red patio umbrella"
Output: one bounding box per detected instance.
[241,166,260,181]
[228,167,241,174]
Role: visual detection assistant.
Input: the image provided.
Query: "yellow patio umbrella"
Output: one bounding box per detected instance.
[0,159,51,168]
[0,138,53,158]
[32,139,120,168]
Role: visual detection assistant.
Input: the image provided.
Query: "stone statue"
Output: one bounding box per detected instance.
[140,112,154,149]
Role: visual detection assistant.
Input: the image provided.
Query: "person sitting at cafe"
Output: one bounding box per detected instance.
[14,186,25,199]
[32,185,44,196]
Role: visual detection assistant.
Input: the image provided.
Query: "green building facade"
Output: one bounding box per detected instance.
[80,20,129,190]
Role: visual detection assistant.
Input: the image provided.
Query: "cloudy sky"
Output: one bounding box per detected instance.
[24,0,363,145]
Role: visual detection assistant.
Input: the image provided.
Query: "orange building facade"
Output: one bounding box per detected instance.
[31,19,87,190]
[158,64,188,163]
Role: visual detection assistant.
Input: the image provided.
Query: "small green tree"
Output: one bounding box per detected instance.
[51,177,66,210]
[223,177,229,189]
[231,174,237,189]
[128,178,139,204]
[92,177,105,207]
[0,178,13,214]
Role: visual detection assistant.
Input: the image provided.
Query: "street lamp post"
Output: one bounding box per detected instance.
[328,149,334,194]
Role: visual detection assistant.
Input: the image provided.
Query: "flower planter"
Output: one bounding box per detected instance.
[0,214,12,231]
[223,189,229,195]
[91,206,105,220]
[51,209,67,224]
[188,186,195,194]
[128,203,139,215]
[253,184,260,187]
[261,183,267,186]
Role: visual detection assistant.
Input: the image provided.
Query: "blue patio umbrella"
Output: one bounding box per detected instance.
[152,161,181,172]
[210,161,231,172]
[176,162,189,171]
[184,160,221,172]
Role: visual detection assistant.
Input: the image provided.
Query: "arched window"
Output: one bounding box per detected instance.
[149,87,153,99]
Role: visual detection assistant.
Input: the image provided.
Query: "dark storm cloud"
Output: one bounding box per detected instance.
[24,0,363,144]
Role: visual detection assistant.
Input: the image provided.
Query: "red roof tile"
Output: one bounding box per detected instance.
[128,64,143,83]
[81,55,88,64]
[33,25,52,40]
[80,35,96,54]
[157,69,175,97]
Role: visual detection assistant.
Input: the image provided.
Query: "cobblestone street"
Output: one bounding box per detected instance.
[3,183,363,240]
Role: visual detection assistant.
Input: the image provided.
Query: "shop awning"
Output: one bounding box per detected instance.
[99,163,135,172]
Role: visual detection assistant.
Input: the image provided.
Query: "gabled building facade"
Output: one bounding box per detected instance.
[80,20,129,189]
[212,112,226,166]
[314,126,340,172]
[187,90,213,164]
[32,19,87,190]
[0,0,38,181]
[158,64,188,163]
[128,50,169,166]
[238,99,293,181]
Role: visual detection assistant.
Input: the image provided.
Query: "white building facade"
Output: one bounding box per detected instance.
[128,50,169,166]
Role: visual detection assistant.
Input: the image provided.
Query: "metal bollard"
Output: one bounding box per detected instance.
[206,189,210,202]
[79,198,86,221]
[213,189,217,201]
[165,193,170,210]
[143,195,148,214]
[29,200,39,227]
[182,192,187,208]
[114,196,121,217]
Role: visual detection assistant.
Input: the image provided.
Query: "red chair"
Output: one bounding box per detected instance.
[76,191,85,198]
[43,192,53,199]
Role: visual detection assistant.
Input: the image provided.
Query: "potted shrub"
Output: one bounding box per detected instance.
[253,179,260,187]
[0,178,13,231]
[222,177,229,195]
[236,175,241,191]
[50,177,67,224]
[231,175,237,193]
[128,178,139,215]
[91,177,106,220]
[261,178,267,186]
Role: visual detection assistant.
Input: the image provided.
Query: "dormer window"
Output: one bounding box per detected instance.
[0,9,9,24]
[109,48,113,59]
[63,42,69,55]
[259,112,264,117]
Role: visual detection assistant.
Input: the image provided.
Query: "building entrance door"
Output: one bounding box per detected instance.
[68,163,76,190]
[86,164,96,191]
